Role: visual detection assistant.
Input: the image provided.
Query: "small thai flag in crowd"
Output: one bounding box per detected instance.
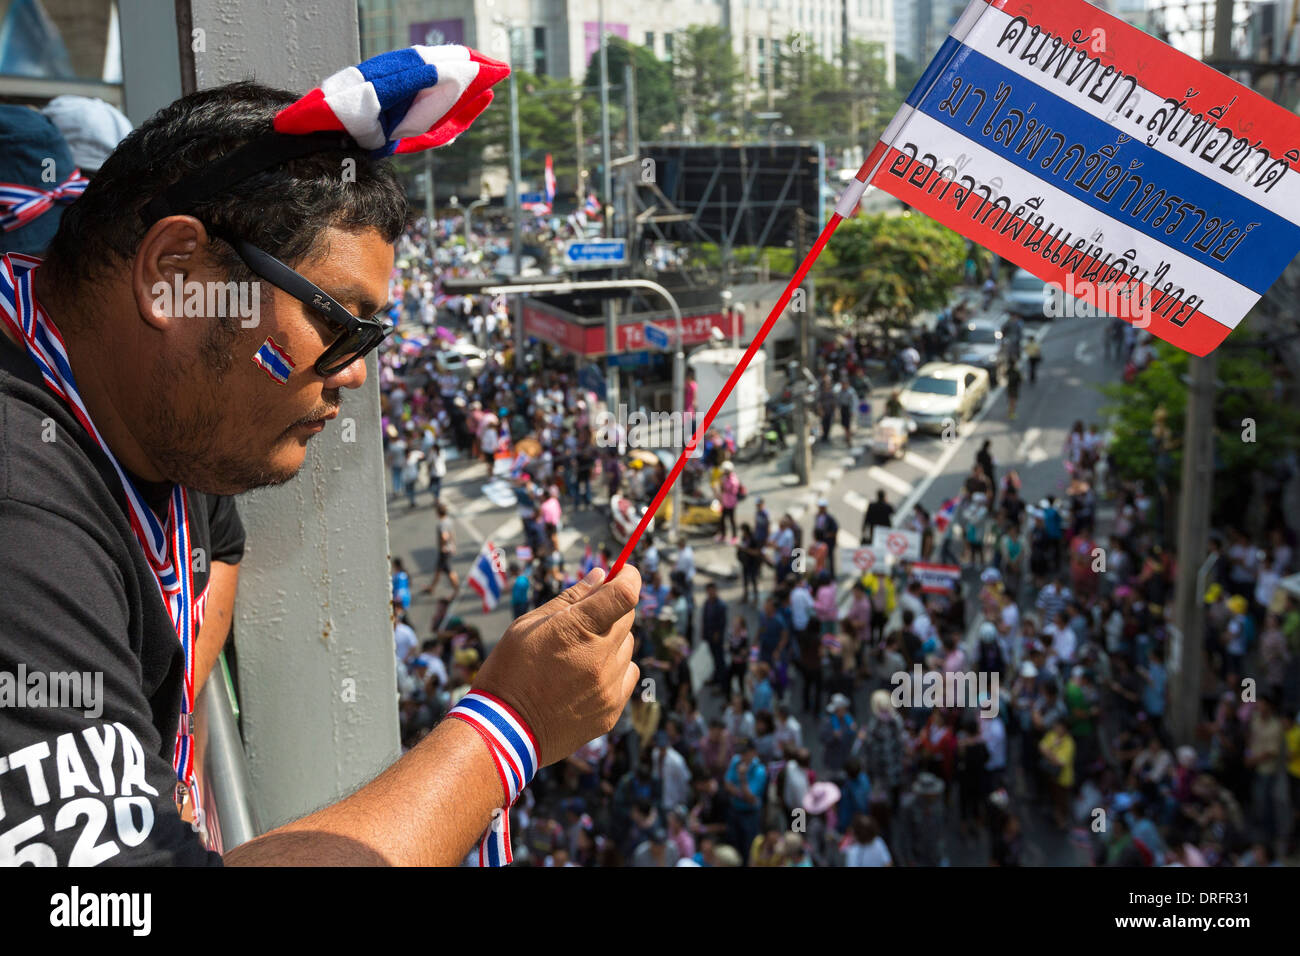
[821,634,842,652]
[933,496,960,534]
[515,545,533,562]
[510,451,532,478]
[252,336,295,385]
[544,152,556,207]
[468,540,507,612]
[584,192,600,218]
[580,543,596,577]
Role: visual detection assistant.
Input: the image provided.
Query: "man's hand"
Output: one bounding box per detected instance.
[473,566,641,768]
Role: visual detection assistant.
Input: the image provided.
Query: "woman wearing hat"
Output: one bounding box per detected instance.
[801,781,843,866]
[820,693,857,774]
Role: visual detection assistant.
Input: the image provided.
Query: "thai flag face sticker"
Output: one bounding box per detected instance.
[253,336,296,385]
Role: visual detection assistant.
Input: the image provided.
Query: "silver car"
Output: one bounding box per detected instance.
[1003,268,1052,321]
[949,317,1007,384]
[898,362,991,433]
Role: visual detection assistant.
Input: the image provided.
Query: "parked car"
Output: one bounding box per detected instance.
[898,362,990,433]
[1003,267,1052,321]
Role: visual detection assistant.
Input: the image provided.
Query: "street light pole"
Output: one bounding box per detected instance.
[1169,0,1231,744]
[598,0,612,234]
[465,196,490,247]
[506,21,525,354]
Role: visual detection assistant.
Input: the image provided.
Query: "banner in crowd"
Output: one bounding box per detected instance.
[872,526,922,562]
[911,562,962,594]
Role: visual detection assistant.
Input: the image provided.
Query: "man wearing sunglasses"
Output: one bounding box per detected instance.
[0,75,640,866]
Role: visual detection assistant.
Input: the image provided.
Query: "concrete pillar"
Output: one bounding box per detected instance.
[187,0,400,832]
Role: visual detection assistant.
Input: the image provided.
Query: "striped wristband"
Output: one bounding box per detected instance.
[447,690,540,867]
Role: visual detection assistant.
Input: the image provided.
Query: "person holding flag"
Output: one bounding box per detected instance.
[0,41,645,868]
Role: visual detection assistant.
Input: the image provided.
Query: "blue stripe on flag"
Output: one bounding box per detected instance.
[461,697,535,779]
[918,45,1298,293]
[256,343,292,381]
[475,553,502,602]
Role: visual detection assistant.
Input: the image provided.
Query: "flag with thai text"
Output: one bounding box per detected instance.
[833,0,1300,356]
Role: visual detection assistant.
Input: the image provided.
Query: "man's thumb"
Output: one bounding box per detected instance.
[554,567,606,607]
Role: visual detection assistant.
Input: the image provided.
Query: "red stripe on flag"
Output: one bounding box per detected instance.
[870,144,1231,356]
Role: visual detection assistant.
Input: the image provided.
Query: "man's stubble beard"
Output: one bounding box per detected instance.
[145,320,300,495]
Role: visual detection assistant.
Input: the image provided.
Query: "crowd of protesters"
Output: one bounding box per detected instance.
[385,213,1300,865]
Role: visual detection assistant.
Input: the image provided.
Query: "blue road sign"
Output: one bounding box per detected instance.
[643,323,671,350]
[519,191,545,205]
[563,239,627,267]
[607,351,651,368]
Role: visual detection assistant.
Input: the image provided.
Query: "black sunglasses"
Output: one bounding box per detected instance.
[207,227,393,376]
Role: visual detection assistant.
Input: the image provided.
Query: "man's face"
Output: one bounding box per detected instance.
[146,225,393,494]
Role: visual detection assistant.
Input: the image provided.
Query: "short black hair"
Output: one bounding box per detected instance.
[45,81,407,294]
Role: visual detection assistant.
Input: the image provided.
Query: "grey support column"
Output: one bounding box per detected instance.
[187,0,400,833]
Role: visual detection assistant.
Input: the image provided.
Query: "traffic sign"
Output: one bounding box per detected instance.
[563,239,627,268]
[519,191,545,205]
[607,351,651,368]
[644,323,672,350]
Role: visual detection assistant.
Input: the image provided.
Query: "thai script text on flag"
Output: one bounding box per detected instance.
[835,0,1300,357]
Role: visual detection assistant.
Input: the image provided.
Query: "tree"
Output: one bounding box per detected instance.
[818,212,967,330]
[398,69,593,208]
[1099,329,1300,523]
[582,36,677,144]
[776,38,894,152]
[673,25,742,140]
[894,54,922,96]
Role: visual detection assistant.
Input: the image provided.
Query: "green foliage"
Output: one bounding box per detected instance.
[778,38,893,149]
[819,212,967,328]
[582,36,677,142]
[674,26,743,140]
[1099,330,1300,510]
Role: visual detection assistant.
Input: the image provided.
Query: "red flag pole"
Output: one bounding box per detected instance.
[609,213,845,579]
[607,135,896,579]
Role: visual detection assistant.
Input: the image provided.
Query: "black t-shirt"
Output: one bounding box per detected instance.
[0,331,241,866]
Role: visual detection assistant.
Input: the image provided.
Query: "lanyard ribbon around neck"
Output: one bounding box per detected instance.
[0,253,202,816]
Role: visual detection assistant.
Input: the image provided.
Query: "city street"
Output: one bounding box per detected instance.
[386,301,1117,864]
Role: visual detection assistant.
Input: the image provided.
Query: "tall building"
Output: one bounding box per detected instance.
[358,0,893,88]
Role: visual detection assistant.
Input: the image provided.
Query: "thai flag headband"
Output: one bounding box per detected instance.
[141,44,508,225]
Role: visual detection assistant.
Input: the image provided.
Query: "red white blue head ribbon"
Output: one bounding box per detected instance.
[0,169,88,233]
[0,252,204,812]
[273,45,509,157]
[447,690,539,867]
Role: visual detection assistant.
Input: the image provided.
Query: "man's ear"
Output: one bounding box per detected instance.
[131,216,210,331]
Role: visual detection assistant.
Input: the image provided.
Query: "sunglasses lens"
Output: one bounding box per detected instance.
[317,323,384,375]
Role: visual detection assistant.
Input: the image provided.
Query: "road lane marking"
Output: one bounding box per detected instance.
[868,466,913,497]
